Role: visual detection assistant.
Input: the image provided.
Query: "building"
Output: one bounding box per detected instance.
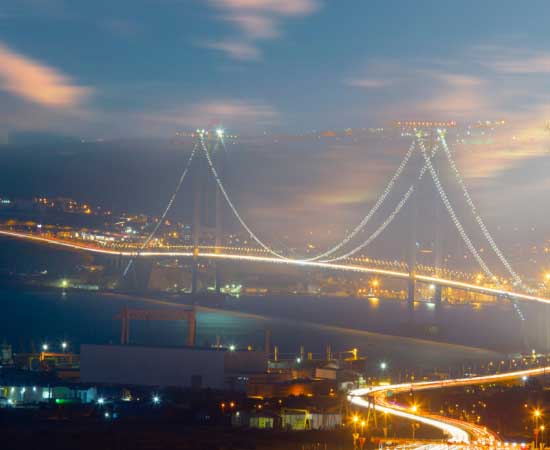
[81,345,226,389]
[80,344,267,390]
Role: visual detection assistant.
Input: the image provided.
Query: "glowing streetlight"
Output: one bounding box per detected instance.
[229,345,236,351]
[380,362,387,370]
[216,129,224,137]
[411,404,418,413]
[42,343,49,351]
[152,395,160,404]
[97,397,105,405]
[61,341,68,352]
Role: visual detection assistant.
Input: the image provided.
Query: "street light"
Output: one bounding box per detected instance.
[42,343,49,352]
[380,362,387,370]
[352,415,359,433]
[61,341,68,352]
[534,409,543,446]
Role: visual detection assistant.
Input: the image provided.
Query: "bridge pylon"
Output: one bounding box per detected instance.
[191,129,226,296]
[433,284,442,305]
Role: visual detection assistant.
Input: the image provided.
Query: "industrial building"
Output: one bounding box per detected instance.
[80,344,266,390]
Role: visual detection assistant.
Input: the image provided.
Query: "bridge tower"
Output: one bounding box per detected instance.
[433,131,443,306]
[191,129,225,295]
[191,133,204,294]
[214,130,225,294]
[407,138,419,309]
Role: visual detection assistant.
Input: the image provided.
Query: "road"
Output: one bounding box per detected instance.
[1,229,549,305]
[349,366,550,446]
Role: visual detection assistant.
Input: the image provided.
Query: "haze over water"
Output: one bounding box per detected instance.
[6,284,548,371]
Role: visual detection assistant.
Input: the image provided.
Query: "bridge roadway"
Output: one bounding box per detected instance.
[1,229,549,305]
[349,366,550,447]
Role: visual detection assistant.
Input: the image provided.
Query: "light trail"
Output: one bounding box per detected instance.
[1,229,549,305]
[349,365,550,445]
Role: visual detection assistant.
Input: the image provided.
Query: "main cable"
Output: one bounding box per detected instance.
[321,140,440,262]
[437,130,524,288]
[417,134,496,279]
[123,143,198,277]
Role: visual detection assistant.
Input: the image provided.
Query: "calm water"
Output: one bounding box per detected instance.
[0,285,527,371]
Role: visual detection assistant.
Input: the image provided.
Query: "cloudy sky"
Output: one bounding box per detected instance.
[0,0,549,273]
[1,0,550,135]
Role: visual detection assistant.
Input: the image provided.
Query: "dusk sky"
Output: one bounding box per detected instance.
[2,0,550,135]
[0,0,549,270]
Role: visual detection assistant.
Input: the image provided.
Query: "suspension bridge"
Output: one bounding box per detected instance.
[0,127,547,306]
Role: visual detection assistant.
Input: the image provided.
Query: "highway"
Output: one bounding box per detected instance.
[1,229,549,306]
[349,366,550,446]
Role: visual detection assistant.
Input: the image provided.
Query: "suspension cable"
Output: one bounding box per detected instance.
[437,130,524,287]
[304,140,416,261]
[417,134,496,279]
[200,136,291,260]
[123,143,198,276]
[321,141,440,262]
[209,136,417,261]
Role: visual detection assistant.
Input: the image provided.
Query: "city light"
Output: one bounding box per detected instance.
[229,344,236,351]
[42,343,48,351]
[2,229,549,305]
[61,341,68,351]
[152,395,160,404]
[380,362,387,370]
[97,397,105,405]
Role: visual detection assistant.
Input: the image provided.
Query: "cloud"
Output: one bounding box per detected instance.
[0,42,90,108]
[475,46,550,75]
[345,78,393,89]
[201,40,261,61]
[139,99,278,131]
[203,0,321,60]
